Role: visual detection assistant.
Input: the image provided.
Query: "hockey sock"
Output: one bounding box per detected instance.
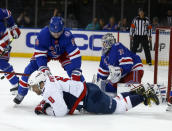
[4,65,19,86]
[128,95,144,107]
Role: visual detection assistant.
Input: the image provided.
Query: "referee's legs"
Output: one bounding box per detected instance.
[142,36,152,65]
[131,36,140,53]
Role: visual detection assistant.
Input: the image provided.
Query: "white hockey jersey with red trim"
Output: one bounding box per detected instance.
[42,76,87,116]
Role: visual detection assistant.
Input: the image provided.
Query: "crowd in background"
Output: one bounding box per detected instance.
[0,0,172,32]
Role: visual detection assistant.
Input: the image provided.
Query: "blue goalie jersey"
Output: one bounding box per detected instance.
[97,42,143,80]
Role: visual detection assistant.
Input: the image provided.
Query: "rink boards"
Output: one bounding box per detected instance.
[9,28,170,65]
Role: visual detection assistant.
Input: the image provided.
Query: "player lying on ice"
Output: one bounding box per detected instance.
[28,71,159,116]
[93,33,144,97]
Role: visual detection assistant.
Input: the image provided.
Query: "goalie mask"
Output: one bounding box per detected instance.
[102,33,116,54]
[28,71,47,95]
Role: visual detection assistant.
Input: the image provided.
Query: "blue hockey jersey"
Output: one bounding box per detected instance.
[0,8,15,37]
[97,42,143,80]
[32,26,81,76]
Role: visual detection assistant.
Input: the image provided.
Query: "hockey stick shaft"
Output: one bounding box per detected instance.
[0,71,30,76]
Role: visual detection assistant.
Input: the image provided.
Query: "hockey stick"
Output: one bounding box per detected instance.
[0,71,30,80]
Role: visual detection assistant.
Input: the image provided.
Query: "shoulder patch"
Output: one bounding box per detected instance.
[64,31,71,37]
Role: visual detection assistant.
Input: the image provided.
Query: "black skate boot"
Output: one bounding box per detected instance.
[13,94,24,104]
[130,84,145,95]
[10,86,18,95]
[10,82,19,95]
[144,86,160,106]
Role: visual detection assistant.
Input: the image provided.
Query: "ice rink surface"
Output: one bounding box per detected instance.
[0,58,172,131]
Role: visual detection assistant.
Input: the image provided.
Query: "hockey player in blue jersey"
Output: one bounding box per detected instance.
[28,71,159,116]
[0,8,21,94]
[93,33,144,96]
[13,16,84,104]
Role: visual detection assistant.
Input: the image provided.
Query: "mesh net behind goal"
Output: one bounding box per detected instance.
[154,27,172,100]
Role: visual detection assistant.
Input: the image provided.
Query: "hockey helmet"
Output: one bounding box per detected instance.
[102,33,116,53]
[28,71,47,86]
[49,16,64,33]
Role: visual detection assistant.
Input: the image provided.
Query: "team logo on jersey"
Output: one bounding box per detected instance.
[49,46,54,50]
[118,49,124,55]
[64,31,71,37]
[51,51,56,55]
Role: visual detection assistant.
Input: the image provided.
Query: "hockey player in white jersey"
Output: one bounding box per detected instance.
[28,71,160,116]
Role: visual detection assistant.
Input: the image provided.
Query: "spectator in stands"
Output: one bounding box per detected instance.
[66,14,78,28]
[99,18,105,30]
[152,17,159,32]
[103,16,118,31]
[53,8,62,17]
[17,10,31,27]
[85,17,100,30]
[117,18,130,31]
[161,9,172,26]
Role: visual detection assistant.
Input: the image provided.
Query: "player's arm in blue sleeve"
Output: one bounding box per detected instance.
[64,31,82,75]
[118,52,134,76]
[108,44,133,76]
[34,32,49,72]
[97,56,110,80]
[0,8,15,27]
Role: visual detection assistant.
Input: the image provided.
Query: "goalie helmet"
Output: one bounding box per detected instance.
[28,71,47,86]
[49,16,64,33]
[102,33,116,54]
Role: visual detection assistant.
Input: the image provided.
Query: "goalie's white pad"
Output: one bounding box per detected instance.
[109,66,121,84]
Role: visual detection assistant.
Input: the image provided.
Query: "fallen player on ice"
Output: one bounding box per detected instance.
[28,71,160,116]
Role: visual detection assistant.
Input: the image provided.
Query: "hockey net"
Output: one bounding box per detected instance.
[154,27,172,100]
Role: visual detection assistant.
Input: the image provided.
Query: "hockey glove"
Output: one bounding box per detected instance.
[35,100,51,115]
[10,25,21,39]
[71,69,82,81]
[109,66,122,84]
[0,41,11,55]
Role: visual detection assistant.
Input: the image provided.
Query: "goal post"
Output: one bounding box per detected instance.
[154,27,172,100]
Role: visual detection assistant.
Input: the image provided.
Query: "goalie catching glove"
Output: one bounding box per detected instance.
[109,65,122,83]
